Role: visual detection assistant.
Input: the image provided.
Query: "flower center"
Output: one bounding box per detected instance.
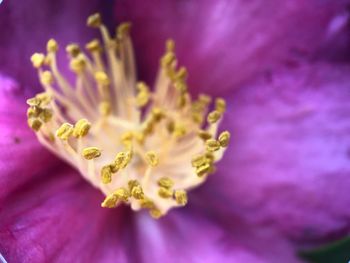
[26,13,230,218]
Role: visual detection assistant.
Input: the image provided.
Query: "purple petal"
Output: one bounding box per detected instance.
[134,208,302,263]
[114,0,348,94]
[0,165,132,263]
[0,0,110,90]
[193,62,350,243]
[0,75,59,201]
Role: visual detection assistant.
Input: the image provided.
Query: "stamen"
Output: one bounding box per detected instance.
[27,13,230,218]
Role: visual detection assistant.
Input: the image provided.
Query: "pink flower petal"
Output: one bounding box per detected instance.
[0,75,59,202]
[114,0,348,94]
[193,62,350,243]
[0,165,131,263]
[134,208,302,263]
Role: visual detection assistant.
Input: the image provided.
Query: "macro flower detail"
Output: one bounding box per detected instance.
[26,13,230,218]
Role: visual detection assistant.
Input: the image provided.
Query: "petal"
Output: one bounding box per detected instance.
[0,75,59,201]
[114,0,348,94]
[0,165,131,263]
[0,0,111,90]
[193,62,350,243]
[134,208,302,263]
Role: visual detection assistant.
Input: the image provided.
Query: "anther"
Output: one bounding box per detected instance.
[158,177,174,189]
[195,163,211,177]
[82,147,101,160]
[205,139,221,152]
[87,13,102,28]
[70,56,86,73]
[215,98,226,113]
[207,110,221,124]
[99,101,111,116]
[158,187,173,198]
[66,43,81,57]
[197,130,212,141]
[73,119,91,138]
[117,22,131,39]
[145,151,159,167]
[47,39,58,53]
[95,71,110,86]
[218,131,230,147]
[28,118,42,132]
[101,165,113,184]
[31,53,45,68]
[86,39,102,53]
[174,190,188,206]
[56,123,74,140]
[40,71,54,85]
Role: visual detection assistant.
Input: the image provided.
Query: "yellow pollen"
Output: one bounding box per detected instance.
[47,39,58,53]
[56,123,73,140]
[26,13,230,218]
[145,151,159,167]
[31,53,45,68]
[174,190,188,206]
[82,147,101,160]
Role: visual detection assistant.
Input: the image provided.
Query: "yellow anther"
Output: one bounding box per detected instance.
[35,92,51,106]
[66,43,81,57]
[215,98,226,113]
[218,131,230,147]
[158,177,174,189]
[192,112,204,124]
[175,67,188,81]
[161,52,175,68]
[28,118,42,132]
[27,106,41,118]
[113,187,130,202]
[166,39,175,52]
[114,151,132,169]
[205,152,215,163]
[26,97,41,107]
[117,22,131,39]
[31,53,45,68]
[173,123,186,138]
[136,82,150,107]
[121,131,134,143]
[151,107,165,122]
[199,94,212,105]
[40,71,54,85]
[174,190,188,206]
[145,151,159,167]
[87,13,102,28]
[149,209,162,219]
[174,81,187,93]
[82,147,101,160]
[177,94,187,108]
[158,187,173,199]
[101,194,118,208]
[70,56,86,73]
[131,185,144,200]
[94,71,110,86]
[39,108,53,123]
[140,198,155,209]
[85,39,102,53]
[56,123,74,140]
[101,165,113,184]
[195,163,211,177]
[47,39,58,53]
[191,155,208,168]
[207,110,221,124]
[99,101,111,116]
[73,119,91,138]
[205,139,221,152]
[197,130,212,141]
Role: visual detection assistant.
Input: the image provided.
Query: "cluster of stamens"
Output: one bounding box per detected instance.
[27,13,230,218]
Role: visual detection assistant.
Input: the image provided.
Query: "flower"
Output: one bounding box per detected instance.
[1,0,350,262]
